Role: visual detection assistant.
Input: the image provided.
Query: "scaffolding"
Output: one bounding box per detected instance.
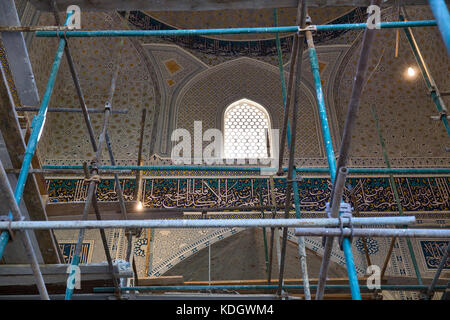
[0,0,449,301]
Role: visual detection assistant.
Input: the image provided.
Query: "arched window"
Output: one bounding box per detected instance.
[224,99,271,160]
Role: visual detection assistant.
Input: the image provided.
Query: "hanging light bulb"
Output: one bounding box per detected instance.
[136,200,143,211]
[407,66,416,77]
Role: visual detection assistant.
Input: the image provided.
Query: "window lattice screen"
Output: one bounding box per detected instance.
[224,101,270,159]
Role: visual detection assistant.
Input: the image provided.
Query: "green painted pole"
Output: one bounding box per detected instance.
[307,45,337,181]
[292,170,312,300]
[306,29,360,300]
[34,20,438,38]
[257,179,270,274]
[93,284,448,293]
[371,105,423,286]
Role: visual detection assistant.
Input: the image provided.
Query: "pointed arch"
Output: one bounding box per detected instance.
[223,98,272,160]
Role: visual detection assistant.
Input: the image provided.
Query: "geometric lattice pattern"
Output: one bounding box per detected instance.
[224,100,270,159]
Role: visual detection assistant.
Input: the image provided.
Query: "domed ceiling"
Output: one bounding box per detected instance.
[145,7,354,41]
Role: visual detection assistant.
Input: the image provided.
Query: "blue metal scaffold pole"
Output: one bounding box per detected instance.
[0,11,73,260]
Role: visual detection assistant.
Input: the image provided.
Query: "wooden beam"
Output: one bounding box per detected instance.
[138,276,184,286]
[0,264,132,296]
[0,263,132,286]
[0,263,123,274]
[29,0,431,11]
[383,276,449,286]
[0,280,114,295]
[184,277,379,286]
[0,62,60,264]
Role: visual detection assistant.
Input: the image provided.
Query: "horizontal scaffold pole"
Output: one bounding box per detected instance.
[35,20,438,38]
[93,284,448,293]
[16,107,128,114]
[294,227,450,238]
[0,25,70,32]
[5,168,132,175]
[41,165,450,175]
[0,216,415,230]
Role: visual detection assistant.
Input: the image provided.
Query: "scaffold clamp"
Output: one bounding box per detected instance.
[0,215,22,241]
[322,202,354,248]
[430,111,449,121]
[338,210,354,251]
[84,174,101,184]
[287,176,303,183]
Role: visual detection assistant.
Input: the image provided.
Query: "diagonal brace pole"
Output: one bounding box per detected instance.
[316,0,382,300]
[0,160,49,299]
[65,33,125,300]
[0,11,74,261]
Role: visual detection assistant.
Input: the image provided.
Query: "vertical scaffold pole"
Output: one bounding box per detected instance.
[257,179,270,274]
[273,7,311,299]
[292,170,311,299]
[426,243,449,299]
[83,163,121,298]
[105,130,133,263]
[267,177,278,284]
[0,11,73,260]
[274,1,311,300]
[311,0,383,298]
[371,105,423,285]
[305,26,342,301]
[267,8,287,288]
[428,0,450,54]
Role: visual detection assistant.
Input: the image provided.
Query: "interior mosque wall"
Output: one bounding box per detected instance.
[3,2,448,300]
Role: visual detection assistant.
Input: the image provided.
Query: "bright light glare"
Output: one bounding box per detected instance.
[136,201,143,211]
[407,67,416,77]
